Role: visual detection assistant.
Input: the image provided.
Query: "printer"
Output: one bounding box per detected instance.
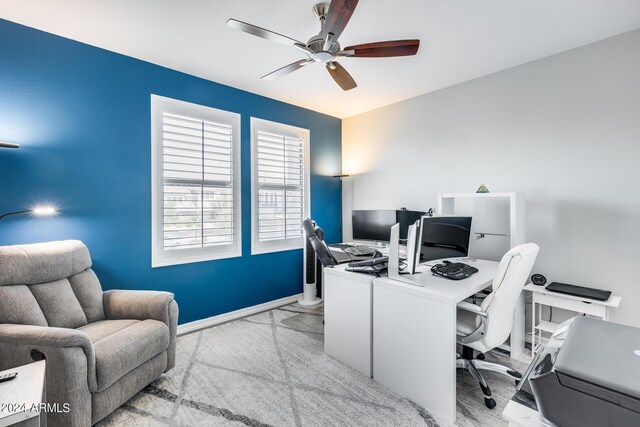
[515,316,640,427]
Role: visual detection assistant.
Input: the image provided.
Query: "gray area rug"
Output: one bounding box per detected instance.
[97,303,527,426]
[98,304,439,426]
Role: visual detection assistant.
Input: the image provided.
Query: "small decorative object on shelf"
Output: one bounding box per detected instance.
[531,274,547,286]
[476,183,490,193]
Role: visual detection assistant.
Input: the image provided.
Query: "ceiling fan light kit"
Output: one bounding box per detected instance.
[227,0,420,91]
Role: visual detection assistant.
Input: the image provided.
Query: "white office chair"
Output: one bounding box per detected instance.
[456,243,540,409]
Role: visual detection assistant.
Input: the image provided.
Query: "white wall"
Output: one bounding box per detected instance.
[342,29,640,327]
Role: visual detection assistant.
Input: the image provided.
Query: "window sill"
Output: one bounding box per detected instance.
[251,242,303,256]
[152,249,242,268]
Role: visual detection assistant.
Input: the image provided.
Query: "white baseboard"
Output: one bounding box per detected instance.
[177,293,303,336]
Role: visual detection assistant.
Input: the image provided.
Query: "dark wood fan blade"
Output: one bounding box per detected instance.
[344,39,420,57]
[324,0,359,40]
[261,60,312,81]
[227,19,303,47]
[326,62,357,91]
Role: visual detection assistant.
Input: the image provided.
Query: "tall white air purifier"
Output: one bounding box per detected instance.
[299,221,322,307]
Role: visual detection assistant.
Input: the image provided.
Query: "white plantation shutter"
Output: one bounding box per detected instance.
[251,118,310,254]
[152,96,241,267]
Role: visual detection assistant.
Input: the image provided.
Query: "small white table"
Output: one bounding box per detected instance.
[525,284,621,353]
[0,361,46,427]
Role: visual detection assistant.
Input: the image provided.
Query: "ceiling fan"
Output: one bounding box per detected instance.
[227,0,420,91]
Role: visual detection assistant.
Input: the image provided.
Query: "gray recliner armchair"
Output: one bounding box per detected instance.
[0,240,178,426]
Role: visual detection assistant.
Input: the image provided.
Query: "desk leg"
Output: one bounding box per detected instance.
[531,295,536,354]
[373,285,457,423]
[511,292,526,359]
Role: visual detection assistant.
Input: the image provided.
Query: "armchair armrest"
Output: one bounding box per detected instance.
[457,301,488,318]
[0,323,97,392]
[103,290,179,371]
[456,302,488,345]
[103,290,175,323]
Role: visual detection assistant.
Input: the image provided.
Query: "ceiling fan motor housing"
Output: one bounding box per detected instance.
[307,34,340,63]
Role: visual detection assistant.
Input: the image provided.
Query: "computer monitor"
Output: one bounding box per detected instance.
[396,209,426,240]
[351,210,397,242]
[419,216,473,262]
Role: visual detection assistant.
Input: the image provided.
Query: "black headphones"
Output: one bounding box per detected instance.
[531,274,547,286]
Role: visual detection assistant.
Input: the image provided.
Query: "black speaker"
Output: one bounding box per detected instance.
[531,274,547,286]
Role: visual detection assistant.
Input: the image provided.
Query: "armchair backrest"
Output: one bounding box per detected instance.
[0,240,105,328]
[479,243,540,349]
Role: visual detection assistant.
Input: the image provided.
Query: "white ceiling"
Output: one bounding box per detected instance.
[1,0,640,118]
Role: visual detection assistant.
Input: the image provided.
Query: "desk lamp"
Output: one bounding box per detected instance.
[0,141,20,148]
[0,206,57,221]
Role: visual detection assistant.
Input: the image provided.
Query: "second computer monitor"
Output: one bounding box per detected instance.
[396,209,426,240]
[419,216,473,262]
[352,210,397,242]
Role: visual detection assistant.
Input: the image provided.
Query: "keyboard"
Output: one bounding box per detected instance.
[344,244,376,257]
[431,262,478,280]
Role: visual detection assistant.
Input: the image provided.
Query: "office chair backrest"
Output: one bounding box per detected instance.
[480,243,540,349]
[302,218,337,267]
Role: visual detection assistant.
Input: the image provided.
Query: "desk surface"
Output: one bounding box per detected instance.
[376,259,499,304]
[324,263,384,283]
[524,283,621,308]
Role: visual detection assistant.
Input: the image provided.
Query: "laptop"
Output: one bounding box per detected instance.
[545,282,611,301]
[328,247,353,264]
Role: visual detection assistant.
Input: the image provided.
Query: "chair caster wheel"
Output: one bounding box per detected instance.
[476,353,485,360]
[484,397,497,409]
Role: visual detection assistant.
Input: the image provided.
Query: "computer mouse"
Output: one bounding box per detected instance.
[442,260,451,264]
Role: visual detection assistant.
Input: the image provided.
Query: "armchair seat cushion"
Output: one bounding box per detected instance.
[79,319,170,392]
[77,319,139,343]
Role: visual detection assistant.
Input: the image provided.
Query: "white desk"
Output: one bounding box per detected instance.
[525,284,621,353]
[373,260,499,424]
[0,361,46,427]
[324,264,376,377]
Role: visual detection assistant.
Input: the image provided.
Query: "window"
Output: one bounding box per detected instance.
[251,118,310,254]
[151,95,241,267]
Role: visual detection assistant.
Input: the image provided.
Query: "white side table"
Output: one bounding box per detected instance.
[0,361,46,427]
[503,399,558,427]
[525,284,622,353]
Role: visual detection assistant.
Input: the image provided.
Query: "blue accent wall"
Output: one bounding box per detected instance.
[0,19,342,324]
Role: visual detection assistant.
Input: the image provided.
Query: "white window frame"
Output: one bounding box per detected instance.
[151,95,242,267]
[251,117,310,255]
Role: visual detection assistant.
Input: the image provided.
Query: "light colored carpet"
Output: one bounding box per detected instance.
[97,303,528,427]
[98,303,438,426]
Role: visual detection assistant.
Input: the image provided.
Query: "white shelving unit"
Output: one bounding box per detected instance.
[438,192,525,250]
[437,192,526,358]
